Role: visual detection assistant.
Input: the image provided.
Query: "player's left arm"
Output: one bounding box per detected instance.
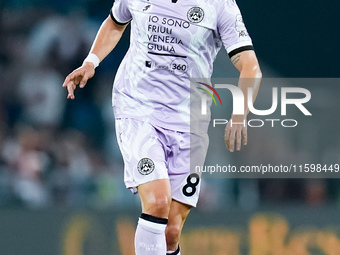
[225,50,262,152]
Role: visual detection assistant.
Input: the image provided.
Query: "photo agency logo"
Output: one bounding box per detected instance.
[198,82,312,128]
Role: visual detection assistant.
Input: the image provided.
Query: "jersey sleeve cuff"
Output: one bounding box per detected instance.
[228,45,254,58]
[226,41,254,58]
[110,9,131,26]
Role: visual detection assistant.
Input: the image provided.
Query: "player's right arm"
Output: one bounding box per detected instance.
[62,16,128,99]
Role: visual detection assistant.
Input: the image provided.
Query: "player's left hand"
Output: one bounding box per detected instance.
[224,115,247,152]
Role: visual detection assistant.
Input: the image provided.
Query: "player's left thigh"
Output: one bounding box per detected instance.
[165,199,191,250]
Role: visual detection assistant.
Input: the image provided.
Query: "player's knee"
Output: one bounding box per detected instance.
[145,194,171,217]
[153,195,171,211]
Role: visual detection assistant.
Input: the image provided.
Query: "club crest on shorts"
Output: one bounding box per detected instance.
[137,158,155,175]
[187,7,204,23]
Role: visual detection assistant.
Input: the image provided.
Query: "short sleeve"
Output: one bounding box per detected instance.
[217,0,253,58]
[110,0,132,25]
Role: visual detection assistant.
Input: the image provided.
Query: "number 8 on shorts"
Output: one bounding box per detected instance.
[182,173,200,197]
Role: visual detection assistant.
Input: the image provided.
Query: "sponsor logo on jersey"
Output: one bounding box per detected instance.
[143,4,151,12]
[187,7,204,23]
[137,158,155,175]
[235,14,249,37]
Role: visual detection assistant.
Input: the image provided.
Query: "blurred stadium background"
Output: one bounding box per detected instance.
[0,0,339,254]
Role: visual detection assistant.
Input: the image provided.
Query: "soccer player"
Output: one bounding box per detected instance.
[62,0,261,254]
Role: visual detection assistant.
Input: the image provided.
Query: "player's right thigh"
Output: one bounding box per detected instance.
[115,118,171,217]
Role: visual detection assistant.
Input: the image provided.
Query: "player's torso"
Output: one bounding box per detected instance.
[113,0,223,132]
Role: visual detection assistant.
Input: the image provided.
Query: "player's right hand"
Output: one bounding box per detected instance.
[224,115,247,152]
[62,62,95,99]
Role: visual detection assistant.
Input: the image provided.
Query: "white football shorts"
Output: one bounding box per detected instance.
[115,118,209,207]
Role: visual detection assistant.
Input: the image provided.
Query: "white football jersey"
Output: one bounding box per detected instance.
[111,0,253,133]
